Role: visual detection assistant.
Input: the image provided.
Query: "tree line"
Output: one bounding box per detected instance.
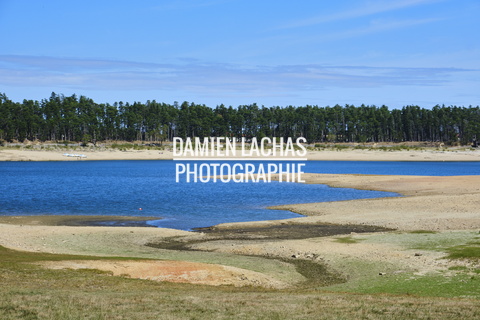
[0,92,479,145]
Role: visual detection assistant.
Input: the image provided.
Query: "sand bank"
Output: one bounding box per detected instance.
[1,147,480,161]
[306,148,480,161]
[267,174,480,231]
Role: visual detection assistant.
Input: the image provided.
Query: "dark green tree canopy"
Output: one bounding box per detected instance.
[0,92,478,145]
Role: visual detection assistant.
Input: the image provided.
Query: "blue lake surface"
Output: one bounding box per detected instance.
[304,161,480,176]
[0,160,479,230]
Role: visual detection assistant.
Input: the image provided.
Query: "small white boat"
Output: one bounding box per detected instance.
[63,153,87,158]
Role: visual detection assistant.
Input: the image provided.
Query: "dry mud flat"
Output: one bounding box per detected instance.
[0,173,479,289]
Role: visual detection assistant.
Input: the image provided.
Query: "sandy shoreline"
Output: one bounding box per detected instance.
[267,173,480,231]
[1,147,480,161]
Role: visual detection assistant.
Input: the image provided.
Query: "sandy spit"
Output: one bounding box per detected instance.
[277,174,480,231]
[214,174,480,232]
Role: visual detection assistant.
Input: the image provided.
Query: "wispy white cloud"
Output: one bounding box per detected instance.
[276,0,445,30]
[0,55,172,72]
[0,55,473,98]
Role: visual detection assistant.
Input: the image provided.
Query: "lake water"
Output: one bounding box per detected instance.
[0,160,479,230]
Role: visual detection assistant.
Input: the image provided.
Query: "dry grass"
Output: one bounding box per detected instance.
[1,245,479,320]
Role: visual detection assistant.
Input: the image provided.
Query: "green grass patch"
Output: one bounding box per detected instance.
[449,266,468,271]
[322,255,480,299]
[324,231,480,299]
[108,143,163,151]
[445,241,480,260]
[363,231,480,261]
[409,230,438,234]
[364,231,477,252]
[448,266,480,275]
[334,236,363,244]
[0,244,157,270]
[338,272,480,298]
[333,144,350,150]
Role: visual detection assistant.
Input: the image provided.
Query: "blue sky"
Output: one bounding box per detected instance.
[0,0,479,108]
